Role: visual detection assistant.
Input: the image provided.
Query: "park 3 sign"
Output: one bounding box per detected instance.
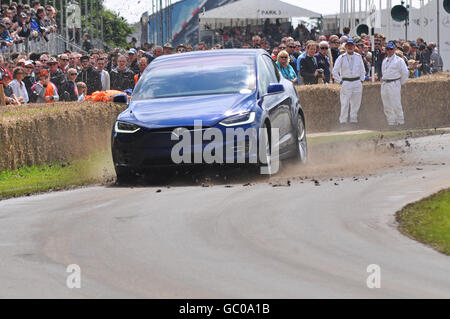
[257,9,282,16]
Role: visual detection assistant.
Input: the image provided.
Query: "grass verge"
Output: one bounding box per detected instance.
[0,151,114,200]
[396,188,450,255]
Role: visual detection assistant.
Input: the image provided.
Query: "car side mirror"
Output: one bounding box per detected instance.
[267,83,284,95]
[113,93,128,104]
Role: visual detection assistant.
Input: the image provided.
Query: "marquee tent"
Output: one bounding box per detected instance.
[199,0,321,20]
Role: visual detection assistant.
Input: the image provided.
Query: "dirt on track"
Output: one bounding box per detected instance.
[110,131,440,188]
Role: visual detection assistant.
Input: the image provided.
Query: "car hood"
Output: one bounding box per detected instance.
[126,93,256,128]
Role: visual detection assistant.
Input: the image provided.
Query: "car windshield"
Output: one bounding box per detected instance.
[132,55,256,100]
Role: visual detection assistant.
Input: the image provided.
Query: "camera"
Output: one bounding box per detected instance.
[317,68,324,74]
[38,26,50,42]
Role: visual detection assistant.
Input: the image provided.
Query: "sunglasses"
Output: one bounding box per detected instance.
[332,41,340,44]
[61,58,69,61]
[25,65,34,68]
[386,48,395,51]
[288,46,296,48]
[320,47,328,49]
[279,47,286,50]
[69,73,77,76]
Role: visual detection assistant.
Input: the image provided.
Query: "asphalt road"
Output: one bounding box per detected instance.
[0,134,449,298]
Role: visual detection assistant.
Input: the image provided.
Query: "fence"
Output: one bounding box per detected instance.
[1,33,87,58]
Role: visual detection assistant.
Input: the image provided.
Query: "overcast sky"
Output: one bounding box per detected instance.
[103,0,343,24]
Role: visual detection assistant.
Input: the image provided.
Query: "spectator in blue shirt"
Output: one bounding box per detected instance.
[0,23,14,49]
[276,50,297,84]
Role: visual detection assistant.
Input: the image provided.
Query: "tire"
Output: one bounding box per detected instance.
[257,123,273,176]
[294,114,308,164]
[115,166,136,184]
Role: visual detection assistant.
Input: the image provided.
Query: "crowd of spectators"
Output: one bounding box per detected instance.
[208,23,443,85]
[267,27,443,85]
[216,20,317,50]
[0,1,58,52]
[0,16,445,105]
[0,46,155,105]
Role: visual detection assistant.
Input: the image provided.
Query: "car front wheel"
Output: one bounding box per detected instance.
[115,166,137,184]
[294,114,307,164]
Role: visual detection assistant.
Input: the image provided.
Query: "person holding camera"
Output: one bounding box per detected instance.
[31,7,50,42]
[16,12,31,40]
[0,22,14,50]
[315,41,331,83]
[332,38,366,127]
[300,41,321,85]
[2,73,21,105]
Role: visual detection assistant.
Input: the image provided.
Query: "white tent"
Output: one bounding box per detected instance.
[199,0,321,20]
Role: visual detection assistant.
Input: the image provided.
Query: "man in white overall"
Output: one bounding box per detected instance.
[381,41,410,127]
[332,38,366,128]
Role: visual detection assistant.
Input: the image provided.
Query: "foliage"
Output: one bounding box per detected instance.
[0,151,113,200]
[31,0,135,49]
[397,188,450,255]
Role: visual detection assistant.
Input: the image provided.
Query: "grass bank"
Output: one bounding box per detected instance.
[0,151,114,200]
[396,188,450,255]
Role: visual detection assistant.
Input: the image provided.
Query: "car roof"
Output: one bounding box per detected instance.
[152,49,268,64]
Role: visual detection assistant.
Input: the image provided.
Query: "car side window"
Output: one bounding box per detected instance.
[263,55,280,83]
[258,56,271,96]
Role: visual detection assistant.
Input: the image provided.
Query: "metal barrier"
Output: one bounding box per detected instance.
[1,33,87,58]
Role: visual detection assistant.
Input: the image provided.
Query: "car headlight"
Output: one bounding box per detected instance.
[219,112,256,127]
[114,121,141,133]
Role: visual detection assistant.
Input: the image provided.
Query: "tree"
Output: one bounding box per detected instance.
[79,1,135,49]
[96,9,135,49]
[29,0,135,49]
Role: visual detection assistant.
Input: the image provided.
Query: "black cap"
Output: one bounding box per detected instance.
[419,44,426,51]
[80,55,90,61]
